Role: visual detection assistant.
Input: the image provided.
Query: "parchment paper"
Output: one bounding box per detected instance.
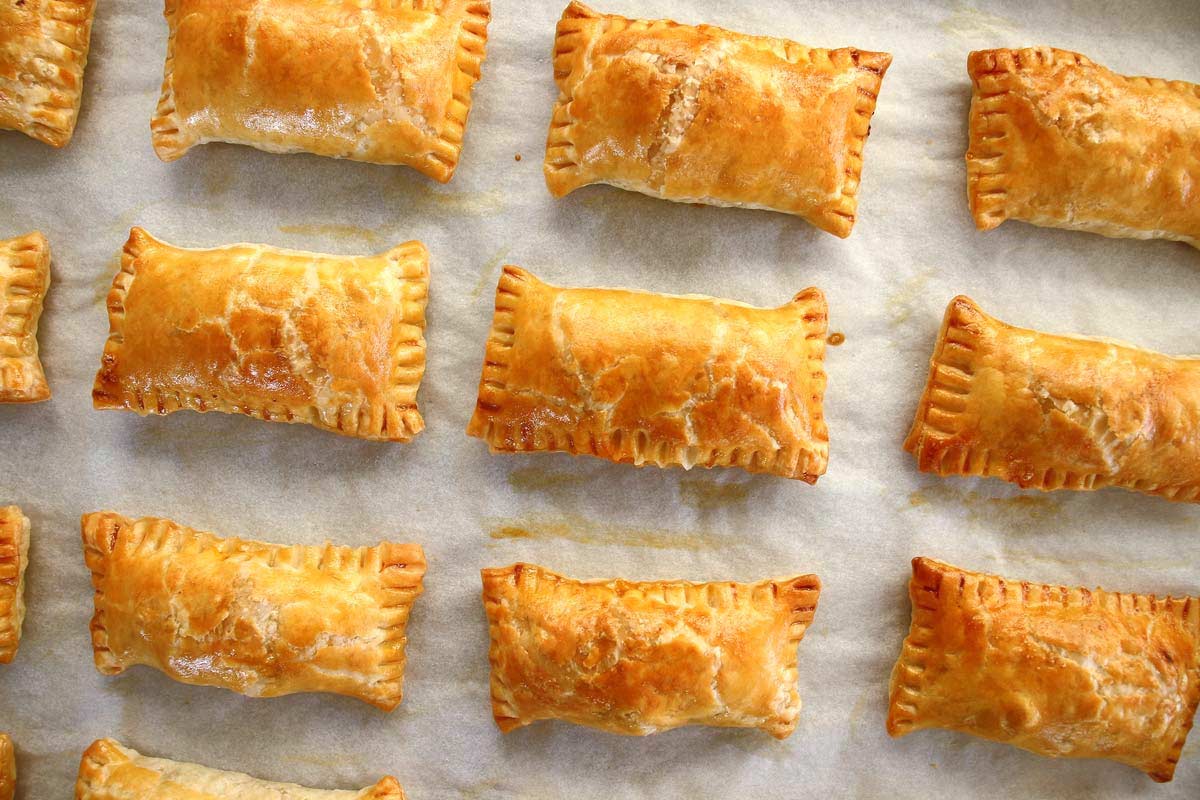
[1,1,1199,797]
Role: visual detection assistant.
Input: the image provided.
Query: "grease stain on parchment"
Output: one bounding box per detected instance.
[678,479,751,511]
[906,484,1063,534]
[886,268,936,328]
[487,513,729,551]
[506,466,588,493]
[827,332,846,346]
[277,223,385,247]
[472,246,511,300]
[93,254,122,305]
[938,3,1019,40]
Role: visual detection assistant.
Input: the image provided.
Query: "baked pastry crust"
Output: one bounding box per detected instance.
[545,2,891,235]
[966,47,1200,247]
[0,506,30,665]
[904,295,1200,503]
[76,738,405,799]
[0,0,96,146]
[92,228,429,441]
[81,511,426,711]
[0,233,52,403]
[482,563,821,738]
[0,733,13,800]
[887,557,1200,782]
[152,0,491,181]
[466,266,829,481]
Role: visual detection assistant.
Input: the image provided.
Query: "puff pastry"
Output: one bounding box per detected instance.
[0,733,13,800]
[545,2,892,235]
[0,233,51,403]
[0,506,29,665]
[152,0,491,181]
[81,511,426,711]
[888,557,1200,782]
[966,47,1200,247]
[467,266,829,481]
[76,738,405,799]
[92,228,429,441]
[904,295,1200,503]
[481,563,821,737]
[0,0,96,146]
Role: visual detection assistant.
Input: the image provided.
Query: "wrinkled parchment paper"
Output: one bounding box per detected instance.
[2,1,1199,797]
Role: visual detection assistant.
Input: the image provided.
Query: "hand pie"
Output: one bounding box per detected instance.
[467,266,829,481]
[887,557,1200,782]
[904,296,1200,503]
[93,228,429,442]
[0,233,51,403]
[481,563,821,737]
[967,47,1200,247]
[0,0,97,146]
[77,738,405,799]
[152,0,491,181]
[81,511,426,711]
[0,506,30,665]
[0,733,13,800]
[545,2,892,235]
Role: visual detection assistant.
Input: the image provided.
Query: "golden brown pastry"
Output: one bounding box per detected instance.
[0,733,13,800]
[467,266,829,481]
[482,563,821,737]
[81,511,426,711]
[0,233,51,403]
[888,557,1200,782]
[0,0,97,146]
[77,738,405,799]
[545,2,891,235]
[152,0,491,181]
[0,506,30,665]
[93,228,429,441]
[904,295,1200,503]
[966,47,1200,247]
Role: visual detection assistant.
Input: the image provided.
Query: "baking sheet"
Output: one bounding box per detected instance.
[2,0,1199,797]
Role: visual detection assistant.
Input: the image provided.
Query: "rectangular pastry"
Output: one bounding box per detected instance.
[545,2,892,235]
[887,557,1200,782]
[481,563,821,737]
[0,0,97,146]
[0,506,30,665]
[81,511,426,711]
[904,295,1200,503]
[0,233,51,403]
[77,738,405,799]
[152,0,491,181]
[966,47,1200,247]
[0,733,12,800]
[93,228,429,441]
[467,266,829,481]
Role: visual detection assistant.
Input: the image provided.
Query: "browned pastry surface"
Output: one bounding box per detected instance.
[93,227,429,441]
[966,47,1200,247]
[0,233,51,403]
[545,2,891,234]
[152,0,491,181]
[0,0,96,146]
[0,506,29,665]
[81,511,426,711]
[467,265,829,480]
[482,563,821,738]
[888,557,1200,782]
[904,295,1200,502]
[0,733,13,800]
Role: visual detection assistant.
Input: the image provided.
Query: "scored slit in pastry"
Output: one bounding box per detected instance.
[76,738,406,799]
[151,0,491,181]
[545,2,892,235]
[92,227,429,442]
[904,295,1200,503]
[81,511,426,711]
[0,232,52,403]
[887,557,1200,782]
[0,733,12,800]
[466,265,829,481]
[0,0,97,146]
[966,46,1200,247]
[0,505,30,665]
[481,562,821,737]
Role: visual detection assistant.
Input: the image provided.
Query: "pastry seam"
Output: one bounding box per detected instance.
[423,0,491,182]
[0,233,51,402]
[0,507,29,664]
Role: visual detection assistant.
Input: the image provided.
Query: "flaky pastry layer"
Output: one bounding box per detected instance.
[966,47,1200,247]
[152,0,491,181]
[0,233,52,403]
[467,265,829,480]
[0,0,96,146]
[82,511,426,711]
[93,227,429,441]
[545,2,891,235]
[76,738,406,799]
[888,557,1200,782]
[0,733,13,800]
[904,295,1200,503]
[0,506,30,665]
[482,563,821,738]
